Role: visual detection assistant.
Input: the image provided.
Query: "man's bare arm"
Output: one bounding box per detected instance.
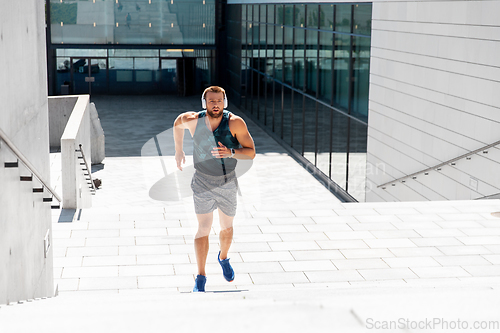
[173,112,197,170]
[211,116,256,159]
[231,117,256,159]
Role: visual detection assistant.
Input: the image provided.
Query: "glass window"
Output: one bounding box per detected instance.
[248,4,253,22]
[295,4,306,28]
[260,5,267,23]
[284,27,294,86]
[56,57,71,72]
[353,4,372,36]
[260,17,267,47]
[265,79,274,130]
[274,25,283,80]
[317,104,332,177]
[347,119,368,201]
[249,69,255,114]
[230,2,372,201]
[56,49,107,57]
[306,5,319,28]
[266,22,275,76]
[335,5,352,33]
[331,112,349,190]
[261,76,269,124]
[196,57,212,89]
[242,65,249,110]
[292,92,304,154]
[333,33,350,110]
[351,36,370,122]
[109,57,133,70]
[319,32,333,104]
[242,4,247,21]
[284,5,294,26]
[257,73,266,121]
[111,49,158,57]
[241,16,247,60]
[254,4,260,21]
[116,71,133,82]
[283,87,293,146]
[250,69,260,116]
[303,96,317,165]
[160,50,183,58]
[267,5,275,24]
[252,22,260,47]
[305,30,318,95]
[247,22,253,47]
[134,58,159,70]
[136,71,153,82]
[320,5,335,31]
[50,0,215,45]
[55,57,71,95]
[273,83,283,138]
[294,28,305,90]
[276,5,285,25]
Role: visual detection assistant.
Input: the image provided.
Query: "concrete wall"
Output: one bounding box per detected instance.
[49,96,105,164]
[48,96,78,149]
[366,0,500,201]
[0,1,54,304]
[61,96,93,209]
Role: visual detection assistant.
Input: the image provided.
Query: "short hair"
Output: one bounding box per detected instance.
[202,86,226,99]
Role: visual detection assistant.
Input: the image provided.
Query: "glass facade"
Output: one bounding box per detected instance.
[53,48,213,95]
[48,0,216,95]
[46,1,372,201]
[227,3,372,201]
[49,0,215,45]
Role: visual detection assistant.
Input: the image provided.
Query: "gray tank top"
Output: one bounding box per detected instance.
[193,110,240,176]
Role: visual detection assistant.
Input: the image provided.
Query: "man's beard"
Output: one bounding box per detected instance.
[207,108,222,118]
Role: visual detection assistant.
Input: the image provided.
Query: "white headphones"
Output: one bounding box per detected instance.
[201,89,228,109]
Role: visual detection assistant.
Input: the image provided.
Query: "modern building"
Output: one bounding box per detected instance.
[1,0,499,307]
[45,0,500,204]
[1,1,54,305]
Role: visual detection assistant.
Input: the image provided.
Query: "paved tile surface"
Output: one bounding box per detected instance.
[29,95,500,331]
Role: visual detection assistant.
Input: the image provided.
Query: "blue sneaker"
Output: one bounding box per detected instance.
[193,275,206,292]
[218,251,235,282]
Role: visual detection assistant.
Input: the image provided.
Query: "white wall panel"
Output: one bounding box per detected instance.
[368,0,500,202]
[0,0,54,304]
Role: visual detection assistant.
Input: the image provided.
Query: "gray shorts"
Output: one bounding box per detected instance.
[191,170,238,217]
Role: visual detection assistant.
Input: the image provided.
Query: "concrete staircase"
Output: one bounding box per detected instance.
[1,275,499,332]
[3,96,500,331]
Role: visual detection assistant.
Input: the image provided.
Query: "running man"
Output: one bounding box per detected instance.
[173,86,256,292]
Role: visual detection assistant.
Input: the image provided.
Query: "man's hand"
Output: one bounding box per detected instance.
[175,150,186,170]
[211,142,232,159]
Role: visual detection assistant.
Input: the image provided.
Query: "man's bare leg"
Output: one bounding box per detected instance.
[195,212,213,276]
[218,209,234,260]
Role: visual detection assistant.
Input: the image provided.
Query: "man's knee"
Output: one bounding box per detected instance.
[220,226,233,233]
[195,213,213,238]
[196,220,212,237]
[195,231,210,240]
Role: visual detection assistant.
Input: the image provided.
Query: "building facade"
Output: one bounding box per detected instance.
[1,0,54,305]
[225,3,371,202]
[46,0,500,202]
[47,0,219,96]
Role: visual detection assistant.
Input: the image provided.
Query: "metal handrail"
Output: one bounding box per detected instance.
[77,144,95,192]
[0,127,62,203]
[378,139,500,188]
[475,192,500,200]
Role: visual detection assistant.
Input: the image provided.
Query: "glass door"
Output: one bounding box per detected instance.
[89,58,108,95]
[160,59,177,94]
[71,58,88,94]
[70,57,108,95]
